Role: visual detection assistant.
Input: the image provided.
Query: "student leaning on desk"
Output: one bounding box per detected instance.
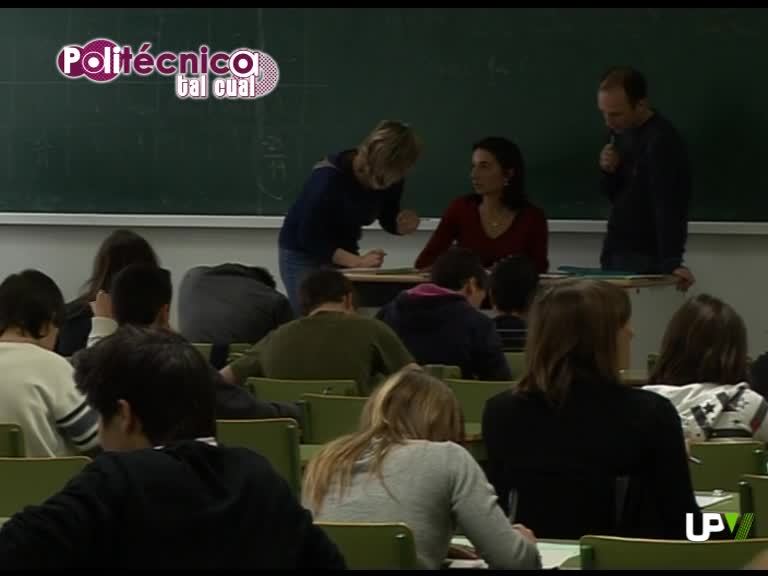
[278,120,422,314]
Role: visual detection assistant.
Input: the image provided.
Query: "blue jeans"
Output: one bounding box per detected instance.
[279,247,324,316]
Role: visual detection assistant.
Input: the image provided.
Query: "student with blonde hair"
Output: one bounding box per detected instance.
[483,279,698,540]
[279,120,423,313]
[645,294,768,442]
[303,368,540,570]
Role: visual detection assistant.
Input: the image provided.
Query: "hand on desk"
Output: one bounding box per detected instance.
[512,523,537,545]
[358,249,386,268]
[672,266,695,292]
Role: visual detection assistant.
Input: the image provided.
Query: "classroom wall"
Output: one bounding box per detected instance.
[1,225,764,370]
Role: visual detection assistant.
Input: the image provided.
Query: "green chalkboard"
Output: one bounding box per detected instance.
[0,8,766,220]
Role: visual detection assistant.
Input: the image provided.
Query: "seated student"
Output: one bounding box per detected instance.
[414,137,549,273]
[482,279,699,540]
[55,229,159,357]
[178,263,293,348]
[0,326,345,569]
[303,368,540,570]
[0,270,99,458]
[644,294,768,442]
[376,247,511,381]
[87,264,297,422]
[221,268,415,395]
[489,255,540,351]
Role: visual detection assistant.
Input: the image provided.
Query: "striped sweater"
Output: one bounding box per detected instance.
[0,342,99,456]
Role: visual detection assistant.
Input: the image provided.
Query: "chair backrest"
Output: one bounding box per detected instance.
[0,457,90,516]
[498,328,527,352]
[689,441,766,492]
[317,522,418,569]
[504,351,525,379]
[191,342,212,362]
[246,377,357,402]
[423,364,462,380]
[216,418,301,495]
[740,474,768,537]
[302,394,367,444]
[580,535,768,569]
[445,379,512,423]
[0,424,25,457]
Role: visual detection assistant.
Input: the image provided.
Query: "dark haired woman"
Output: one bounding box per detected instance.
[415,137,549,272]
[55,229,159,357]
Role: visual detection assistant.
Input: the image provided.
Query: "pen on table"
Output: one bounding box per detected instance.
[689,456,702,465]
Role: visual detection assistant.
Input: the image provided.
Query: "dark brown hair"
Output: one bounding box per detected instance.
[648,294,749,386]
[518,279,631,403]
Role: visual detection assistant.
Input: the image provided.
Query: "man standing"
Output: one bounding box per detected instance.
[597,66,694,290]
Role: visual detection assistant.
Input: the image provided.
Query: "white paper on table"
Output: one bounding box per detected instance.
[450,537,579,569]
[695,493,733,508]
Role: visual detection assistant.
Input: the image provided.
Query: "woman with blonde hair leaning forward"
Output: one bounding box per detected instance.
[278,121,423,313]
[302,368,540,570]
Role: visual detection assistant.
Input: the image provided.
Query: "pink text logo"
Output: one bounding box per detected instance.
[56,38,280,100]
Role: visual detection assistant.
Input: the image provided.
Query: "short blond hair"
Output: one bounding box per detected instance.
[357,120,422,187]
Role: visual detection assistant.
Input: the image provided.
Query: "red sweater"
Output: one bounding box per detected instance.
[415,196,549,272]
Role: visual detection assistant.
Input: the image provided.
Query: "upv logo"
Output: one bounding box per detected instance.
[685,513,755,541]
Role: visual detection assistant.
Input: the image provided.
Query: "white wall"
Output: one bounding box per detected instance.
[1,224,765,369]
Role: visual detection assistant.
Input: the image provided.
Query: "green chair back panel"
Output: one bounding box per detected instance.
[0,424,25,457]
[0,457,90,517]
[317,522,418,569]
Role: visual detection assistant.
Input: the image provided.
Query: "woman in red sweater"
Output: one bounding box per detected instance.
[414,137,549,272]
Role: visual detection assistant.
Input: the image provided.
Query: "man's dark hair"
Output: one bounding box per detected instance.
[111,264,172,326]
[74,325,216,445]
[430,248,488,292]
[490,256,540,314]
[0,269,65,339]
[599,66,648,106]
[299,268,354,316]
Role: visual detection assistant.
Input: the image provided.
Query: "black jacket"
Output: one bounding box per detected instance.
[482,378,699,540]
[0,441,345,569]
[55,299,92,357]
[600,112,691,274]
[376,285,510,381]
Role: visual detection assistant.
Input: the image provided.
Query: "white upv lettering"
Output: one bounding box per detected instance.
[686,513,725,542]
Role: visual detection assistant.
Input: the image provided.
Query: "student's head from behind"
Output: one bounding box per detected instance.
[471,137,526,211]
[302,367,463,513]
[356,120,422,190]
[649,294,749,387]
[489,255,540,316]
[520,279,633,402]
[85,229,159,300]
[430,247,488,308]
[299,268,356,316]
[111,264,172,328]
[598,66,650,133]
[0,270,65,350]
[73,325,216,451]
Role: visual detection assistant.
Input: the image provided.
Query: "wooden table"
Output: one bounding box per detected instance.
[345,269,678,308]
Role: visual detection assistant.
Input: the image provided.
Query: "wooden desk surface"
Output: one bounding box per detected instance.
[344,270,678,290]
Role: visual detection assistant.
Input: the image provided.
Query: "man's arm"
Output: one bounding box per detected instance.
[648,134,691,274]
